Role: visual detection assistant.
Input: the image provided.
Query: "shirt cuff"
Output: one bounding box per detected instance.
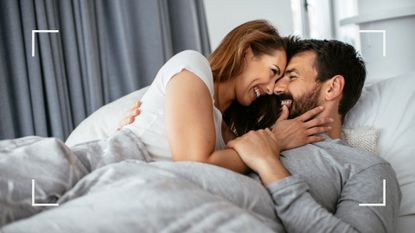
[266,175,310,203]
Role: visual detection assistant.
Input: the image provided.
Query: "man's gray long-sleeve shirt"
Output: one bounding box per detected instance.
[266,137,401,233]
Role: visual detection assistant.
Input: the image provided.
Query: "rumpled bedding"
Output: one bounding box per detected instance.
[0,130,285,233]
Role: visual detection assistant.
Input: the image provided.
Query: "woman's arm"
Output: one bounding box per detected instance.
[165,70,249,173]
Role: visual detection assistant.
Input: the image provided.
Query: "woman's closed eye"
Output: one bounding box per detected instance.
[271,67,280,76]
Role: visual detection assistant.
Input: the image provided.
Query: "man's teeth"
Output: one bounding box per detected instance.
[254,87,260,98]
[281,99,292,105]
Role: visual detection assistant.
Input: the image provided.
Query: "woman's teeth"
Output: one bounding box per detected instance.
[254,87,260,98]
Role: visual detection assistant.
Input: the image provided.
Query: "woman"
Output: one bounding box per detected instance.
[121,20,332,173]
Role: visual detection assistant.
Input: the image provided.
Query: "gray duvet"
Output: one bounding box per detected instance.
[0,130,285,233]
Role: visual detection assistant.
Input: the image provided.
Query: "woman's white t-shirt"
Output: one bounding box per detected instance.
[124,50,225,161]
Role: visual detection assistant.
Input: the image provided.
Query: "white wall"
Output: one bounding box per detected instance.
[203,0,294,50]
[335,0,415,83]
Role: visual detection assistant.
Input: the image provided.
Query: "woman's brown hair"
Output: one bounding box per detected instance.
[211,20,285,136]
[209,19,285,82]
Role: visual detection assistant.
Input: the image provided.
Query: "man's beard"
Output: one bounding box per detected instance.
[280,84,322,119]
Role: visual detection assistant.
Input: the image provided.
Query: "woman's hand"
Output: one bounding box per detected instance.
[117,100,141,130]
[227,129,290,184]
[272,105,334,150]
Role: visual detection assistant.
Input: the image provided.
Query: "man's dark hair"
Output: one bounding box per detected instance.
[283,36,367,122]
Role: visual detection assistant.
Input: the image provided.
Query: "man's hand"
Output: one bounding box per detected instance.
[117,100,141,130]
[227,129,290,184]
[272,106,334,150]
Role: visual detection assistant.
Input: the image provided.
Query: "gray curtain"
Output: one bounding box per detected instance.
[0,0,211,140]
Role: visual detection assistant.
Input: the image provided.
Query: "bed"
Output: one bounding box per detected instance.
[1,71,414,232]
[66,71,415,232]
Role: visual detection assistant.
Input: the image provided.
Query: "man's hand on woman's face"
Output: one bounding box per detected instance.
[272,105,334,150]
[117,100,142,130]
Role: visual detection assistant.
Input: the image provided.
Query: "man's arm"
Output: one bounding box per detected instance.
[228,131,401,233]
[266,163,401,233]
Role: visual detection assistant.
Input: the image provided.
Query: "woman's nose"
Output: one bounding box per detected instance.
[265,82,276,95]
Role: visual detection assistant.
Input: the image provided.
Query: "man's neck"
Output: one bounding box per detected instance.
[318,104,342,139]
[327,116,342,139]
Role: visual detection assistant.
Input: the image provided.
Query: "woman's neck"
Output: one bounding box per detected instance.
[214,80,235,114]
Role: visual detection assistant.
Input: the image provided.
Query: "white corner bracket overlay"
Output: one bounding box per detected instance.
[359,30,386,57]
[31,30,59,57]
[32,179,59,207]
[359,179,386,207]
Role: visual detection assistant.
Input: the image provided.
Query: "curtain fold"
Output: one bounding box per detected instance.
[0,0,211,140]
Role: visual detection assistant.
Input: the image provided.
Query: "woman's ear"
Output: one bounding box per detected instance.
[324,75,345,101]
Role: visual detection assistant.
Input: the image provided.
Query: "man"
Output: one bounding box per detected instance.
[228,38,401,232]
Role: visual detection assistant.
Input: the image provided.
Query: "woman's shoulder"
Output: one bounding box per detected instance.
[167,50,211,73]
[161,50,214,95]
[172,50,208,62]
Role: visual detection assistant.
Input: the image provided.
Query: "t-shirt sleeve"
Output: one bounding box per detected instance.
[158,50,214,98]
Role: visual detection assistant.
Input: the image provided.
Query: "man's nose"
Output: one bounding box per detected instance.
[274,77,288,95]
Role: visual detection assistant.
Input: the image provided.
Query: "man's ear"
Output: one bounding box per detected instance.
[324,75,345,101]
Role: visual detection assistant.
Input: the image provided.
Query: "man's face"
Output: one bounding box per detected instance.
[274,51,322,119]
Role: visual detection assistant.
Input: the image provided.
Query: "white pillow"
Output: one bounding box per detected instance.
[341,127,380,155]
[344,71,415,216]
[65,87,149,147]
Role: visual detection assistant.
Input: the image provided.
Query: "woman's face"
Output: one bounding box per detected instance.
[234,48,287,106]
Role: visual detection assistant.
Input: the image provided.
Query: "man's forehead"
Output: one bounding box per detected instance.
[286,51,317,72]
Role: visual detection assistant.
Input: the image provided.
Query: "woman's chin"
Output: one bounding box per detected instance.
[236,94,255,106]
[240,98,252,106]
